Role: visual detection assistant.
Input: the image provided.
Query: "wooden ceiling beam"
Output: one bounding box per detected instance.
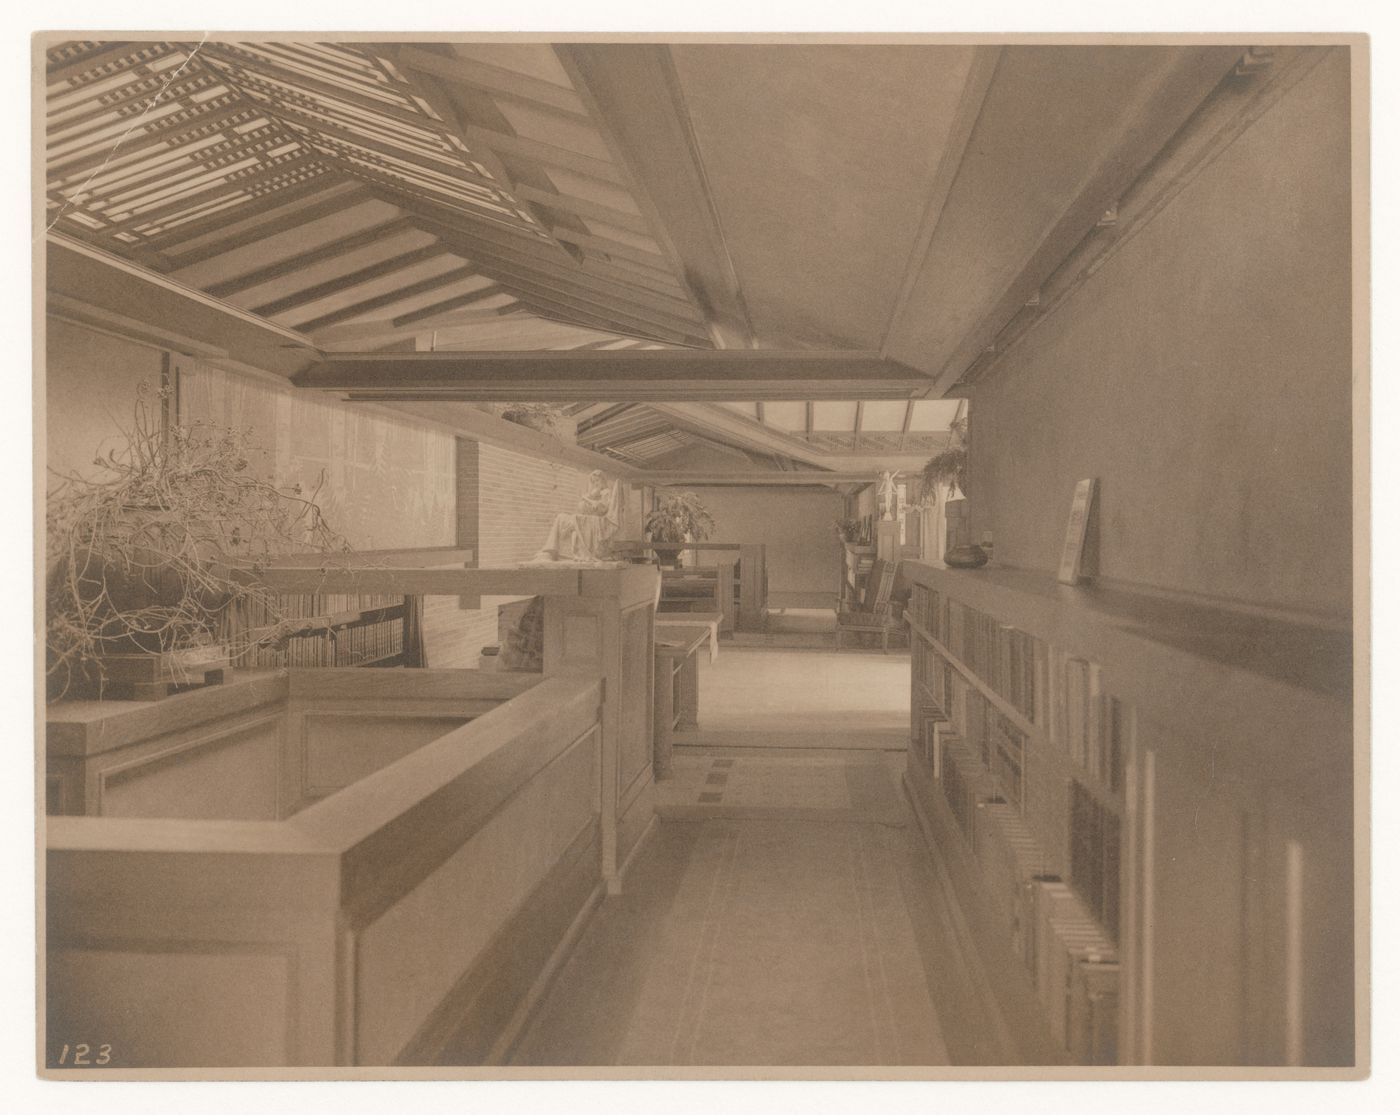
[251,244,456,317]
[385,50,586,262]
[548,227,670,271]
[391,284,507,327]
[522,306,701,350]
[512,184,650,236]
[152,180,368,261]
[391,47,593,123]
[294,350,932,403]
[481,266,707,338]
[648,403,929,472]
[203,216,416,297]
[459,123,624,186]
[640,470,889,487]
[502,289,704,348]
[47,233,318,378]
[418,220,705,325]
[291,264,479,333]
[555,44,755,350]
[879,46,1002,359]
[395,196,580,267]
[309,309,516,349]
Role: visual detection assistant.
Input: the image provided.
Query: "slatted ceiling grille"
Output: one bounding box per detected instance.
[46,39,715,350]
[197,44,545,235]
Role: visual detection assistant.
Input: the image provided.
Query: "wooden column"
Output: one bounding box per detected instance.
[737,543,767,631]
[542,565,659,894]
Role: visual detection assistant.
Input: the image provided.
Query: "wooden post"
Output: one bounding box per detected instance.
[737,543,767,631]
[876,519,900,562]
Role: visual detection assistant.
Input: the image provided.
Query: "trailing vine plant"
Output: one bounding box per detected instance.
[46,382,349,698]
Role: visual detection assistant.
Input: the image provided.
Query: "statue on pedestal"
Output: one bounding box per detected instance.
[877,470,902,522]
[529,470,623,563]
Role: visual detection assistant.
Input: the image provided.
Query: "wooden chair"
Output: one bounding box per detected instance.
[835,558,902,652]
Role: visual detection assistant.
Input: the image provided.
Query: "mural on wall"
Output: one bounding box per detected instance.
[178,363,455,551]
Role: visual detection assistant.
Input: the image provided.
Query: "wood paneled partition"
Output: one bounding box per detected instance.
[45,564,660,1067]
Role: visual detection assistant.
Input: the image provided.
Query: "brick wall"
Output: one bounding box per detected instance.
[432,443,593,669]
[477,443,592,565]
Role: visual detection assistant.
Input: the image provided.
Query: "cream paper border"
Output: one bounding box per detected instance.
[14,7,1385,1110]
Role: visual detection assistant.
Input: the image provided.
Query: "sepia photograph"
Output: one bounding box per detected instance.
[29,19,1369,1089]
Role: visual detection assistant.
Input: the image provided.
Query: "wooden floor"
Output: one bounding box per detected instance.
[509,649,1061,1068]
[683,645,912,750]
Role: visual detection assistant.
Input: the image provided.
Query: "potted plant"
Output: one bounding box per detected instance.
[920,414,968,500]
[834,517,864,544]
[498,402,568,439]
[643,492,716,566]
[46,383,349,700]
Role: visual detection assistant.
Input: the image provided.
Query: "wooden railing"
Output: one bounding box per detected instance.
[47,671,604,1067]
[46,562,662,1068]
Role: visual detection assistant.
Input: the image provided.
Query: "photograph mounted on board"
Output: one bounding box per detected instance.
[36,32,1365,1081]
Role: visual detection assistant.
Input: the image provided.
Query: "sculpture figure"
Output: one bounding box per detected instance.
[877,470,902,521]
[529,470,622,563]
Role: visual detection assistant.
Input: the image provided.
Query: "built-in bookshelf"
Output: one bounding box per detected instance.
[902,560,1354,1068]
[906,577,1127,1065]
[222,592,416,668]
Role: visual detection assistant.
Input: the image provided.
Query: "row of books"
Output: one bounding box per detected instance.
[1057,654,1126,794]
[909,586,1043,722]
[223,591,406,668]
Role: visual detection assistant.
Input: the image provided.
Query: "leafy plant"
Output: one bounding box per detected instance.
[46,383,349,697]
[921,414,968,499]
[499,402,567,439]
[834,517,864,543]
[643,492,716,544]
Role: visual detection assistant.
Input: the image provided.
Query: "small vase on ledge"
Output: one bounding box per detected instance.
[944,543,989,569]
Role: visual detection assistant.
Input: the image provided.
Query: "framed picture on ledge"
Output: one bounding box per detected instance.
[1058,478,1098,584]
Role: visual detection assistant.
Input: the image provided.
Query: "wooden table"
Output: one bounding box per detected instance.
[652,623,711,780]
[655,611,722,662]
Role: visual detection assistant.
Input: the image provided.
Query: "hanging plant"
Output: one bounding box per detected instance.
[921,414,968,500]
[46,383,350,699]
[499,402,567,440]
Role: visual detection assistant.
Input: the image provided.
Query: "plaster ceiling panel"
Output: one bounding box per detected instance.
[908,398,965,431]
[812,400,859,430]
[760,401,806,431]
[859,400,910,431]
[883,45,1239,384]
[669,44,977,349]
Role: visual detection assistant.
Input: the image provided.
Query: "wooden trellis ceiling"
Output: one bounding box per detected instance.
[574,400,955,469]
[44,38,710,351]
[45,38,1262,474]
